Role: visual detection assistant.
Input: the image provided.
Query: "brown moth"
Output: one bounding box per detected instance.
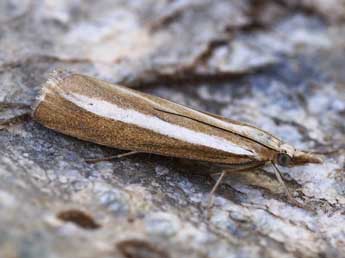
[29,71,323,205]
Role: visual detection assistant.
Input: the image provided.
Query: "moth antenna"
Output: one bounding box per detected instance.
[0,102,32,129]
[0,102,31,110]
[0,113,30,129]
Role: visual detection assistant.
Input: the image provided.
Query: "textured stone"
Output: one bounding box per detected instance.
[0,1,345,258]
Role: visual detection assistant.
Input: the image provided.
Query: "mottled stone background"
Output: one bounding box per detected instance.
[1,1,345,258]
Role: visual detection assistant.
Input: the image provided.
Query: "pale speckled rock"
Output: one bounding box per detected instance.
[1,1,345,258]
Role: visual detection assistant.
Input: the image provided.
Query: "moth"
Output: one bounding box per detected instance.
[3,71,322,207]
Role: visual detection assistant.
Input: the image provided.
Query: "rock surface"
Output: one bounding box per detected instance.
[1,1,345,258]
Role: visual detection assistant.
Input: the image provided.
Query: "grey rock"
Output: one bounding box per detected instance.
[0,1,345,258]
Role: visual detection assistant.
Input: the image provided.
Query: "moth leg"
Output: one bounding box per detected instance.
[85,151,140,163]
[272,163,303,208]
[207,170,226,208]
[206,162,265,219]
[206,168,250,218]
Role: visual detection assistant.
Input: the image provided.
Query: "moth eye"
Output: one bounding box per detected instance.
[277,153,291,167]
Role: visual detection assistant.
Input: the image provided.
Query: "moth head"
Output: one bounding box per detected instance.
[276,144,322,167]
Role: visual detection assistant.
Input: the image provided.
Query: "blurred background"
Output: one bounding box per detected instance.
[0,1,345,258]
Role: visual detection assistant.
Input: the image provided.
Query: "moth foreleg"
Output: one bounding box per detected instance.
[271,162,303,208]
